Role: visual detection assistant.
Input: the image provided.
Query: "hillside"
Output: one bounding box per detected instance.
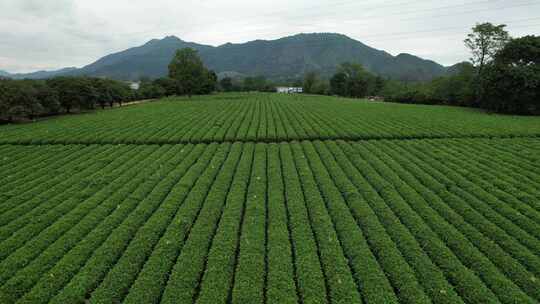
[1,67,78,80]
[7,33,450,81]
[70,36,213,80]
[203,33,447,81]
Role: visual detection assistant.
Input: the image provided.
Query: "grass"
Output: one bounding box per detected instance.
[0,93,539,304]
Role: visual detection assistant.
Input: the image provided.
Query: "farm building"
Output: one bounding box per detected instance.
[276,86,303,93]
[127,81,140,90]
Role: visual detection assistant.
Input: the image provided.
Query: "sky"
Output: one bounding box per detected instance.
[1,0,539,73]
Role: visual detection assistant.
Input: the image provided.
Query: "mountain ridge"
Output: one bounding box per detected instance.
[3,33,453,82]
[1,67,78,80]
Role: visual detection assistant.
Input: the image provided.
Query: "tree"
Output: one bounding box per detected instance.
[330,72,347,96]
[1,80,42,120]
[47,77,97,113]
[199,70,217,94]
[481,35,540,114]
[243,76,267,92]
[330,63,372,98]
[243,77,255,91]
[33,81,61,114]
[464,23,510,74]
[372,76,385,96]
[108,81,131,106]
[0,79,9,120]
[76,78,98,110]
[430,63,475,106]
[220,77,233,92]
[168,48,208,97]
[312,81,330,95]
[303,71,318,94]
[464,23,510,105]
[153,77,180,96]
[91,78,113,109]
[139,81,166,99]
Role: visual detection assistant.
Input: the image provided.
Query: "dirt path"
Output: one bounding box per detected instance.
[119,99,154,107]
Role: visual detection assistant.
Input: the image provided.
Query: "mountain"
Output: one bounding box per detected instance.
[203,33,447,81]
[0,67,77,80]
[69,36,213,80]
[446,61,474,75]
[4,33,452,81]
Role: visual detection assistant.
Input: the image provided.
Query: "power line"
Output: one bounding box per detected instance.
[284,0,507,22]
[193,20,540,52]
[114,0,517,38]
[118,0,444,38]
[391,1,540,23]
[361,23,540,43]
[188,1,540,44]
[304,1,540,28]
[63,1,540,67]
[186,3,540,46]
[354,17,540,39]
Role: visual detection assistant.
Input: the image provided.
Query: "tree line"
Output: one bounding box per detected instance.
[302,23,539,115]
[0,48,220,122]
[0,77,136,122]
[2,24,537,121]
[384,25,539,115]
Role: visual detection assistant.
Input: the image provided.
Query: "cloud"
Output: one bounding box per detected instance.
[0,0,538,72]
[18,0,76,17]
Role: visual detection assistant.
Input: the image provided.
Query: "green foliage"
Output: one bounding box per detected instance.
[380,26,538,115]
[302,71,330,95]
[330,63,382,98]
[383,63,476,107]
[480,35,540,114]
[201,70,218,94]
[0,76,135,121]
[243,76,273,92]
[153,77,180,96]
[384,70,467,108]
[139,80,167,99]
[464,23,510,71]
[47,77,96,112]
[1,93,540,144]
[430,63,476,106]
[168,48,216,96]
[219,77,234,92]
[0,93,539,304]
[302,71,318,94]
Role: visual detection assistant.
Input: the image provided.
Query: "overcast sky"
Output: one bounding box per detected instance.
[1,0,539,73]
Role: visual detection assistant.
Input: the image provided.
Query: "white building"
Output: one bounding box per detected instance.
[276,87,303,94]
[128,82,140,90]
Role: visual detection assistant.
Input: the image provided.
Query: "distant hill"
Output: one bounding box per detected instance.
[446,61,474,75]
[202,33,447,81]
[68,36,213,80]
[5,33,453,81]
[0,67,77,80]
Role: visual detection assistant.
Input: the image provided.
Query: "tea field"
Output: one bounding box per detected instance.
[0,93,539,304]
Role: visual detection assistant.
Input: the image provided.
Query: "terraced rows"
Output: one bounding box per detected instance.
[0,137,538,304]
[1,93,539,303]
[1,93,539,144]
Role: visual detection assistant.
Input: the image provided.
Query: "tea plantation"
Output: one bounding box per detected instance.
[0,93,539,304]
